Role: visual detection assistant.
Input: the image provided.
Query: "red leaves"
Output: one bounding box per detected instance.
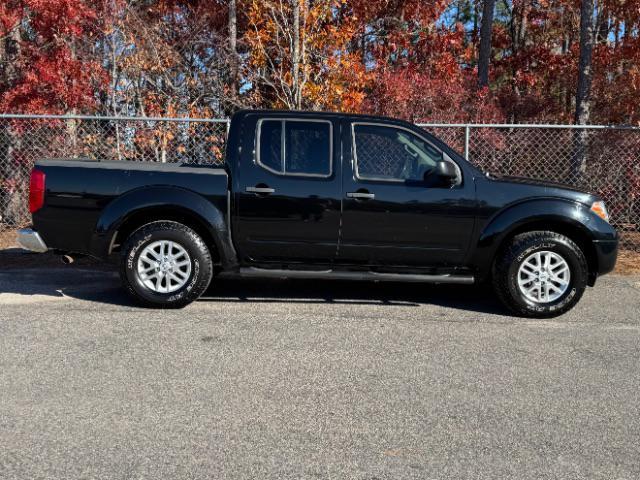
[0,1,24,35]
[25,0,97,37]
[0,0,105,114]
[366,65,503,125]
[3,47,104,113]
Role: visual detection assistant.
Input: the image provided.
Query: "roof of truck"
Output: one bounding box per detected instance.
[232,109,411,125]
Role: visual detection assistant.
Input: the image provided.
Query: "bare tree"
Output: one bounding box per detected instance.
[228,0,239,103]
[247,0,311,109]
[478,0,496,88]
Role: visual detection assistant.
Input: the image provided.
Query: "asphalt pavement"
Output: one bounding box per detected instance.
[1,264,639,479]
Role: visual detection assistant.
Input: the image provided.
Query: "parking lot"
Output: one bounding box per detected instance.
[1,262,639,479]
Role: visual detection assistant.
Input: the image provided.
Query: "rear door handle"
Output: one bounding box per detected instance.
[246,186,275,194]
[347,192,375,200]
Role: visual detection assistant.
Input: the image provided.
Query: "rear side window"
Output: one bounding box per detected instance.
[258,120,283,172]
[257,120,332,177]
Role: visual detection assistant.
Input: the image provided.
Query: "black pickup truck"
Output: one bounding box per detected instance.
[18,110,618,317]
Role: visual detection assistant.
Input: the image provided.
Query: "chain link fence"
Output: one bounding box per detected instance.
[1,115,638,251]
[420,123,640,252]
[0,114,228,230]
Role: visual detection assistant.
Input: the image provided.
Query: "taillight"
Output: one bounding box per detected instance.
[29,169,46,213]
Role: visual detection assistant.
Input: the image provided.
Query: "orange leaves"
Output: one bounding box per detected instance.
[244,0,370,111]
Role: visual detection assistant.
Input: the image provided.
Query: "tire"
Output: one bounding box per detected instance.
[492,231,588,318]
[119,221,213,308]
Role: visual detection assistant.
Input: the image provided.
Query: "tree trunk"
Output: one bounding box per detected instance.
[478,0,496,88]
[562,32,572,116]
[472,1,478,39]
[300,0,309,109]
[575,0,595,127]
[66,36,79,155]
[228,0,238,106]
[595,6,609,44]
[0,25,24,227]
[361,26,367,66]
[572,0,596,179]
[292,0,301,109]
[109,16,123,161]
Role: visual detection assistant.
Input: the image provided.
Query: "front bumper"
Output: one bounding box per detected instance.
[593,239,618,276]
[17,228,48,253]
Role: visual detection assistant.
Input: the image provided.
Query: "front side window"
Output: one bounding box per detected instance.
[353,124,441,182]
[257,120,331,176]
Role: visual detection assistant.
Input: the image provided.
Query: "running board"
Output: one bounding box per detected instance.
[232,267,475,284]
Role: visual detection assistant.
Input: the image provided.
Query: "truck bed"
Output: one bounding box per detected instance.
[32,159,229,256]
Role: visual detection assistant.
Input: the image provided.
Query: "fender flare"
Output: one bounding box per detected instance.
[89,186,237,267]
[470,198,600,274]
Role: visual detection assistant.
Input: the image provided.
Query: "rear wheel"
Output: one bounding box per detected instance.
[492,231,588,318]
[120,221,213,308]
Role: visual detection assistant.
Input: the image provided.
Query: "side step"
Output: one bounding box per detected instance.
[231,267,474,284]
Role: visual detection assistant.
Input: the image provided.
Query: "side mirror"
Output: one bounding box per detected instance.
[435,160,458,183]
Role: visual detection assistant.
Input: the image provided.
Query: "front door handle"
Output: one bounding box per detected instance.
[246,186,275,194]
[347,191,375,200]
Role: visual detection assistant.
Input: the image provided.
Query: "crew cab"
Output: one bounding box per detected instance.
[18,110,618,317]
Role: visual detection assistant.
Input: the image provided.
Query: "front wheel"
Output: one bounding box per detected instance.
[492,231,588,318]
[120,221,213,308]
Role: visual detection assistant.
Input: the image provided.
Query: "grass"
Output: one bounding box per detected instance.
[0,230,17,249]
[615,250,640,275]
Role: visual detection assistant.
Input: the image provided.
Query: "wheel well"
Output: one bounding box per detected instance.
[496,220,598,282]
[110,207,220,263]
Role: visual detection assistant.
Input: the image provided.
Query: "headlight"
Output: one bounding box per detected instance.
[590,201,610,223]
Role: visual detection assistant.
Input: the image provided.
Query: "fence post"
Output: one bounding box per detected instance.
[464,125,470,161]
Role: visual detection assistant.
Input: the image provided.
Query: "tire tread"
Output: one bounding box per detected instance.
[119,220,213,308]
[492,230,588,318]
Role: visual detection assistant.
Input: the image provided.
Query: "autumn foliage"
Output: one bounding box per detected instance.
[0,0,106,113]
[1,0,640,125]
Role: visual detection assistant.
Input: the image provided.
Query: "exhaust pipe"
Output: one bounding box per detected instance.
[61,255,75,265]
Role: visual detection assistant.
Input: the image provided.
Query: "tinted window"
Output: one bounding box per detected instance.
[258,120,283,172]
[353,124,441,181]
[286,121,331,175]
[257,120,331,176]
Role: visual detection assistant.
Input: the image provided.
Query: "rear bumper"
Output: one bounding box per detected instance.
[593,239,618,276]
[17,228,48,253]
